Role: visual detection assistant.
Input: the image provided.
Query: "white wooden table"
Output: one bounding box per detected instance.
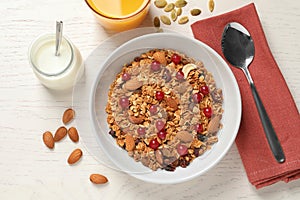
[1,0,299,199]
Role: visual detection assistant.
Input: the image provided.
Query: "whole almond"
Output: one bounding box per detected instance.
[62,108,75,125]
[207,115,221,133]
[128,115,144,124]
[43,131,54,149]
[166,97,178,110]
[54,126,67,142]
[68,127,79,142]
[67,148,83,165]
[155,150,163,165]
[90,174,108,184]
[176,131,193,143]
[125,135,135,151]
[124,78,143,91]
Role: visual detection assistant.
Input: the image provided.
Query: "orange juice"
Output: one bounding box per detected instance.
[89,0,146,18]
[85,0,150,31]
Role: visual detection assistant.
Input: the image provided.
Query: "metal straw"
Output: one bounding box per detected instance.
[55,21,63,56]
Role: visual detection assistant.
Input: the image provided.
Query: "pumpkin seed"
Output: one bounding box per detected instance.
[190,8,201,16]
[164,3,175,12]
[160,15,171,25]
[176,8,182,16]
[209,0,215,12]
[154,0,167,8]
[178,16,189,25]
[171,10,177,22]
[175,0,187,8]
[153,16,160,27]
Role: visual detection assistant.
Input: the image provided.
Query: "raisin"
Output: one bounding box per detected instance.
[135,138,141,145]
[197,134,207,142]
[194,148,200,157]
[109,129,117,138]
[179,157,189,168]
[164,165,176,171]
[134,57,141,62]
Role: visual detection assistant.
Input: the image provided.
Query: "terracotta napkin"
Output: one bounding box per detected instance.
[191,3,300,189]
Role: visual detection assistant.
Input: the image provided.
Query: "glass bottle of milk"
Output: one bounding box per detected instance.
[29,34,84,90]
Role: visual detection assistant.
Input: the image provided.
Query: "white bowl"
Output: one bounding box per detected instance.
[89,32,241,184]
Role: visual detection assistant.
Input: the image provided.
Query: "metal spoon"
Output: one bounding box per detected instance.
[55,21,63,56]
[221,22,285,163]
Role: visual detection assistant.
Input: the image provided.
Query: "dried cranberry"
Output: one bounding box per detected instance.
[171,53,182,64]
[157,130,167,140]
[151,61,161,71]
[149,138,160,150]
[192,93,202,103]
[119,97,129,109]
[155,91,165,101]
[200,85,209,95]
[149,105,158,115]
[121,73,131,81]
[155,120,165,131]
[176,70,184,80]
[195,123,203,133]
[137,127,146,136]
[177,144,188,156]
[203,107,213,118]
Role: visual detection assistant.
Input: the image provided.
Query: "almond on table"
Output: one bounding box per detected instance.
[43,131,54,149]
[67,148,83,165]
[53,126,67,142]
[90,174,108,184]
[68,127,79,143]
[62,108,75,125]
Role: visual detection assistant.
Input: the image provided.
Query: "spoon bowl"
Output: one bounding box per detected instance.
[222,22,254,69]
[221,22,285,163]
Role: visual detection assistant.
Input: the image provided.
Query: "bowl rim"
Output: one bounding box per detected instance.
[84,0,151,20]
[89,32,242,184]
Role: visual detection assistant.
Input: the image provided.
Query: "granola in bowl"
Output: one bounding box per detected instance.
[105,48,223,171]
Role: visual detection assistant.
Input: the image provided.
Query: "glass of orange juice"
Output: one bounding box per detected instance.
[85,0,151,32]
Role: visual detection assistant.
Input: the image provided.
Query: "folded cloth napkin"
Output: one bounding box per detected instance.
[191,3,300,189]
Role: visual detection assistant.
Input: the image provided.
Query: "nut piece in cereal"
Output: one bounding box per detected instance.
[165,97,178,110]
[125,135,135,151]
[153,51,167,66]
[124,78,143,91]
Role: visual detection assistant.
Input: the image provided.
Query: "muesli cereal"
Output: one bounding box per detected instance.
[105,49,223,171]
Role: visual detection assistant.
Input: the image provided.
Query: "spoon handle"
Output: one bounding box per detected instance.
[55,21,63,56]
[250,83,285,163]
